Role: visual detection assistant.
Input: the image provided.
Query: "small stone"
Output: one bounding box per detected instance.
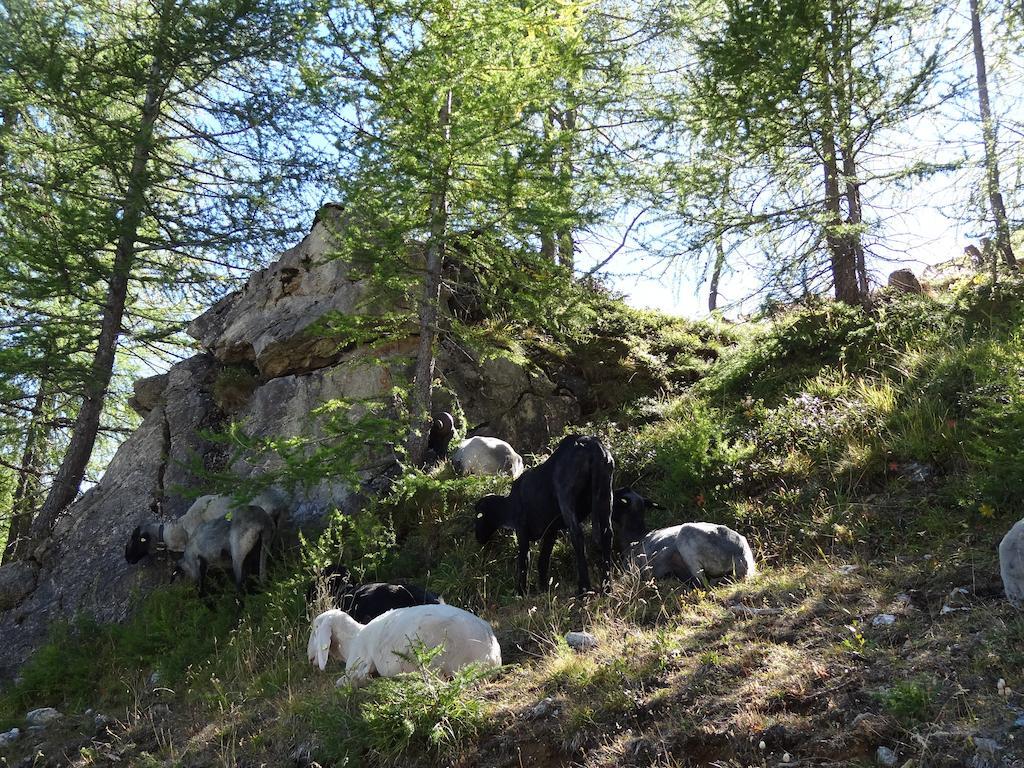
[838,565,858,575]
[1013,715,1024,728]
[892,593,913,607]
[149,670,162,686]
[565,631,598,651]
[25,707,62,727]
[871,614,897,627]
[527,698,556,720]
[782,752,791,763]
[759,740,767,751]
[0,727,20,748]
[973,737,1001,755]
[877,746,899,766]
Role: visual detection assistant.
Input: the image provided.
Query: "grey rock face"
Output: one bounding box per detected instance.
[0,211,590,681]
[1000,518,1024,608]
[440,348,579,451]
[187,207,376,378]
[128,373,169,416]
[0,561,39,612]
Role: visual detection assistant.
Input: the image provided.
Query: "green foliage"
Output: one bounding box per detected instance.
[212,364,259,413]
[879,678,935,724]
[302,644,494,767]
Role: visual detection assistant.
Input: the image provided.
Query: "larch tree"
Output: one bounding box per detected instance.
[969,0,1016,268]
[317,0,613,466]
[1,0,330,551]
[686,0,943,305]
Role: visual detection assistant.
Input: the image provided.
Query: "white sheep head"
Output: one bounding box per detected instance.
[307,609,363,671]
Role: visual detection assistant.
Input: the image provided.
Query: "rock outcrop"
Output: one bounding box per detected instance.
[0,207,586,679]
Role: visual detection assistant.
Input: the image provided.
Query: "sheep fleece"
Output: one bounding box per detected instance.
[309,604,501,685]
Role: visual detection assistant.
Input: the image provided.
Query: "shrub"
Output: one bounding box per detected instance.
[305,643,494,767]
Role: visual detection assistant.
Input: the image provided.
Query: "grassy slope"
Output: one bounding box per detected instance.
[3,274,1024,768]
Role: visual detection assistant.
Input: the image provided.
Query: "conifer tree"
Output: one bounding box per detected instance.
[0,0,329,549]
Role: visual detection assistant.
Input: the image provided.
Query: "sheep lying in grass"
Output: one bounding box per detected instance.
[612,488,755,585]
[632,523,756,584]
[125,488,286,563]
[177,505,275,594]
[308,604,501,687]
[452,436,525,478]
[307,564,444,622]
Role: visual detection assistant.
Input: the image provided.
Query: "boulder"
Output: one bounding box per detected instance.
[0,561,38,611]
[887,269,922,294]
[999,518,1024,608]
[187,206,382,378]
[24,708,61,727]
[128,373,169,416]
[0,212,592,681]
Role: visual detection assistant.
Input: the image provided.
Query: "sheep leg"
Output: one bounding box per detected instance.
[536,527,559,591]
[515,535,531,596]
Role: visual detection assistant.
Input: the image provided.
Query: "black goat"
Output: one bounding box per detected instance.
[423,412,456,466]
[307,564,444,624]
[611,487,663,555]
[475,434,614,594]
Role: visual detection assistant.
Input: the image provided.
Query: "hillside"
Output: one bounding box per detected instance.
[2,272,1024,768]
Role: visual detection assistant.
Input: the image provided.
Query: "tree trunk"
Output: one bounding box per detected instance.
[970,0,1016,268]
[556,106,576,272]
[820,33,861,305]
[30,51,165,545]
[2,372,50,564]
[709,171,731,313]
[709,236,725,313]
[407,89,452,467]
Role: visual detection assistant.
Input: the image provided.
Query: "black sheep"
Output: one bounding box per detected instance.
[611,487,663,556]
[308,564,444,623]
[424,412,456,465]
[475,434,614,594]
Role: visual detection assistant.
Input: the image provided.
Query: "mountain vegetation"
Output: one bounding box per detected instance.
[1,0,1023,764]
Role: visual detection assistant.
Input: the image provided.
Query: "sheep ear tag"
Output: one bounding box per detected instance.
[476,513,483,519]
[315,617,334,671]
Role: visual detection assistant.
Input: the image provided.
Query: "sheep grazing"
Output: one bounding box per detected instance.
[125,488,287,564]
[475,434,614,594]
[307,604,501,687]
[177,505,275,594]
[308,564,444,623]
[426,411,456,463]
[452,436,525,478]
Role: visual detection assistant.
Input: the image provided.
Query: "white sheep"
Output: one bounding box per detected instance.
[631,522,756,584]
[451,436,524,478]
[307,604,502,688]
